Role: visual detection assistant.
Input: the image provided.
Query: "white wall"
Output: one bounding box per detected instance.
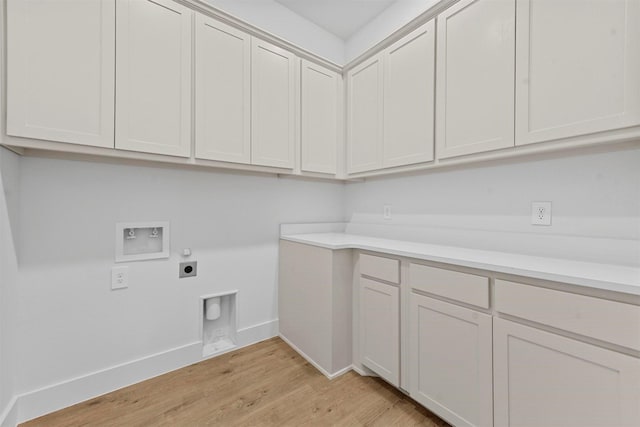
[0,147,19,422]
[202,0,345,64]
[344,147,640,266]
[12,156,344,398]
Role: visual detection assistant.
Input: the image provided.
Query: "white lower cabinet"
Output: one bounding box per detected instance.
[360,277,399,386]
[409,292,493,427]
[493,317,640,427]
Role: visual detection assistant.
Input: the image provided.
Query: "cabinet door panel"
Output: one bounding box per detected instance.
[494,318,640,427]
[195,16,250,163]
[7,0,115,148]
[516,0,640,145]
[347,55,383,173]
[383,20,435,168]
[360,278,399,386]
[409,293,493,427]
[301,60,339,174]
[251,39,296,169]
[436,0,515,159]
[116,0,192,157]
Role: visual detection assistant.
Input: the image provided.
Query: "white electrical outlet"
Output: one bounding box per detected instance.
[111,266,129,290]
[531,201,552,226]
[383,205,392,220]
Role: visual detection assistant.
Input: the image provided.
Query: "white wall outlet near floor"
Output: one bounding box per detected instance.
[383,205,392,220]
[111,266,129,290]
[531,201,552,226]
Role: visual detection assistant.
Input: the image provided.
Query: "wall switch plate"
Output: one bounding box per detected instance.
[179,261,197,278]
[383,205,392,220]
[531,201,552,226]
[111,266,129,290]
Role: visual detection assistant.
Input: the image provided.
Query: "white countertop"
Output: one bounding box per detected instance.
[280,232,640,296]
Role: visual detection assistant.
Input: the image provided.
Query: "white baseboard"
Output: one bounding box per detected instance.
[279,333,352,380]
[14,319,278,425]
[238,319,279,347]
[0,397,18,427]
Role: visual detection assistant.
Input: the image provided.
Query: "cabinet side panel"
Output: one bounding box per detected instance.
[279,240,333,372]
[331,249,354,374]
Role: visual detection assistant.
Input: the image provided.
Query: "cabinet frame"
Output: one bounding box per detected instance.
[359,277,400,386]
[409,291,493,427]
[494,317,640,427]
[300,59,340,175]
[6,0,116,148]
[194,15,251,164]
[515,0,640,146]
[382,20,436,168]
[115,0,193,157]
[250,38,297,169]
[347,54,384,174]
[435,0,516,159]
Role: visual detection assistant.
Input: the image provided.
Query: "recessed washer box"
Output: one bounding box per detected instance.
[115,221,170,262]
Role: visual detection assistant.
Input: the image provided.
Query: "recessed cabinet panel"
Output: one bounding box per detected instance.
[300,60,339,174]
[495,279,640,351]
[195,16,251,164]
[360,278,399,386]
[115,0,192,157]
[7,0,115,148]
[251,39,296,169]
[347,55,384,173]
[515,0,640,145]
[494,318,640,427]
[436,0,515,159]
[409,293,493,427]
[383,21,436,168]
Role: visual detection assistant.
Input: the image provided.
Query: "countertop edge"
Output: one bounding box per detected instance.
[279,235,640,296]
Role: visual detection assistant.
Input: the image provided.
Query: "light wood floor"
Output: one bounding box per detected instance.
[22,338,450,426]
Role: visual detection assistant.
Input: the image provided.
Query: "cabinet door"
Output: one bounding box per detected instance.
[494,318,640,427]
[300,60,339,175]
[436,0,515,159]
[360,277,399,386]
[7,0,115,148]
[347,54,383,174]
[115,0,192,157]
[383,20,435,168]
[409,293,493,427]
[515,0,640,145]
[251,39,296,169]
[195,16,250,164]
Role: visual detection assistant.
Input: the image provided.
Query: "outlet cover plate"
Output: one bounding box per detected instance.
[179,261,197,278]
[383,205,392,220]
[111,266,129,290]
[531,201,552,226]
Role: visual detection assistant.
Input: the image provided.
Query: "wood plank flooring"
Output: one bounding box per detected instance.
[21,337,450,426]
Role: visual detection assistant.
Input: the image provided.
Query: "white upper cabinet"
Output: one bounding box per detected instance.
[195,15,251,164]
[436,0,515,159]
[300,60,340,175]
[251,39,297,169]
[115,0,192,157]
[383,21,436,168]
[347,54,384,173]
[515,0,640,145]
[7,0,115,148]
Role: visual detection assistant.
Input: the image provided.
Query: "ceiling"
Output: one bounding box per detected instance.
[275,0,397,40]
